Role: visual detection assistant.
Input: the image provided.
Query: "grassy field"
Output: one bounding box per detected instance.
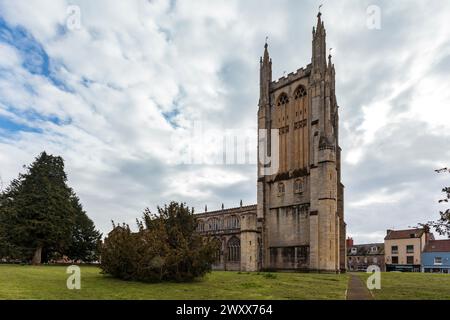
[356,272,450,300]
[3,265,450,300]
[0,265,348,300]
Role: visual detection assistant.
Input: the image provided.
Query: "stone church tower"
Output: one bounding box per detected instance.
[196,12,345,273]
[257,12,346,272]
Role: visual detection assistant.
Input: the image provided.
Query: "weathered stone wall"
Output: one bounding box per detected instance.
[257,13,345,273]
[195,13,346,273]
[196,205,260,272]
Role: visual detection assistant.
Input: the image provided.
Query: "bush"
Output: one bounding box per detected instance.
[100,202,218,282]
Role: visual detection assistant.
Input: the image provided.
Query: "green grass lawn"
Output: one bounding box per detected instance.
[0,265,348,300]
[356,272,450,300]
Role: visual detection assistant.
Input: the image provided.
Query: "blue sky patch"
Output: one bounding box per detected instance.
[162,108,180,128]
[0,115,42,136]
[0,16,71,93]
[0,16,49,76]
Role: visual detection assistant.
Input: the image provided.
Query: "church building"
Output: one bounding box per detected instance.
[196,12,346,273]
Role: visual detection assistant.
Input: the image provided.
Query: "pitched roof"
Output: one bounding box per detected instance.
[424,240,450,253]
[384,228,425,240]
[347,243,384,256]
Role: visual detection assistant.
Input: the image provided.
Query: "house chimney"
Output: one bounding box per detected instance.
[346,237,354,248]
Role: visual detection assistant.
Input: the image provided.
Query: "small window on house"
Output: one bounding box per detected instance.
[406,245,414,254]
[373,257,378,264]
[406,256,414,264]
[351,247,357,254]
[392,256,399,264]
[371,246,378,253]
[391,246,398,254]
[434,257,442,265]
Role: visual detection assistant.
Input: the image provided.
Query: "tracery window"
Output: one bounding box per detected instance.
[197,220,206,232]
[227,237,240,262]
[227,215,240,229]
[277,93,289,106]
[208,218,221,231]
[213,238,222,263]
[294,85,307,99]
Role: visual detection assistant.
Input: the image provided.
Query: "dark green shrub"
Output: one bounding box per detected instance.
[100,202,218,282]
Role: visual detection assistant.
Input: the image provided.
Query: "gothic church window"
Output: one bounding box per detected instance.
[197,220,205,232]
[294,85,307,99]
[213,238,222,264]
[227,215,240,229]
[277,182,285,194]
[282,247,295,263]
[277,93,289,106]
[296,246,308,264]
[209,218,221,231]
[227,237,240,262]
[294,179,304,194]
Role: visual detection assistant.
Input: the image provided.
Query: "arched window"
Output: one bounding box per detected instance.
[294,86,307,99]
[227,215,240,229]
[213,238,222,264]
[277,93,289,106]
[294,179,304,194]
[208,218,221,231]
[227,237,240,262]
[278,182,285,194]
[207,218,212,231]
[197,220,205,232]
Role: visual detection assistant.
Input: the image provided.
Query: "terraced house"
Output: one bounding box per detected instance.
[346,238,385,272]
[196,12,346,273]
[422,239,450,273]
[384,228,434,272]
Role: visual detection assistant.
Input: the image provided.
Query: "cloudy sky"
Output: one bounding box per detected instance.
[0,0,449,243]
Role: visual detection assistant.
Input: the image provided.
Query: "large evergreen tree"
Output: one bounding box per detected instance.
[0,152,101,264]
[66,193,102,262]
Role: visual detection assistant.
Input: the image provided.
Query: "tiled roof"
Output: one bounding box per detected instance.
[347,243,384,256]
[424,240,450,253]
[384,228,425,240]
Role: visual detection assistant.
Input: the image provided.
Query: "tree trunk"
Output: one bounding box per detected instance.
[31,246,43,265]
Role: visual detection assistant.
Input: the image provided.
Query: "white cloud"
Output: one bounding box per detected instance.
[0,0,449,244]
[349,188,410,208]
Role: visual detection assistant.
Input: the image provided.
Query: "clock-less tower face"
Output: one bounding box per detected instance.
[257,12,345,272]
[272,82,310,174]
